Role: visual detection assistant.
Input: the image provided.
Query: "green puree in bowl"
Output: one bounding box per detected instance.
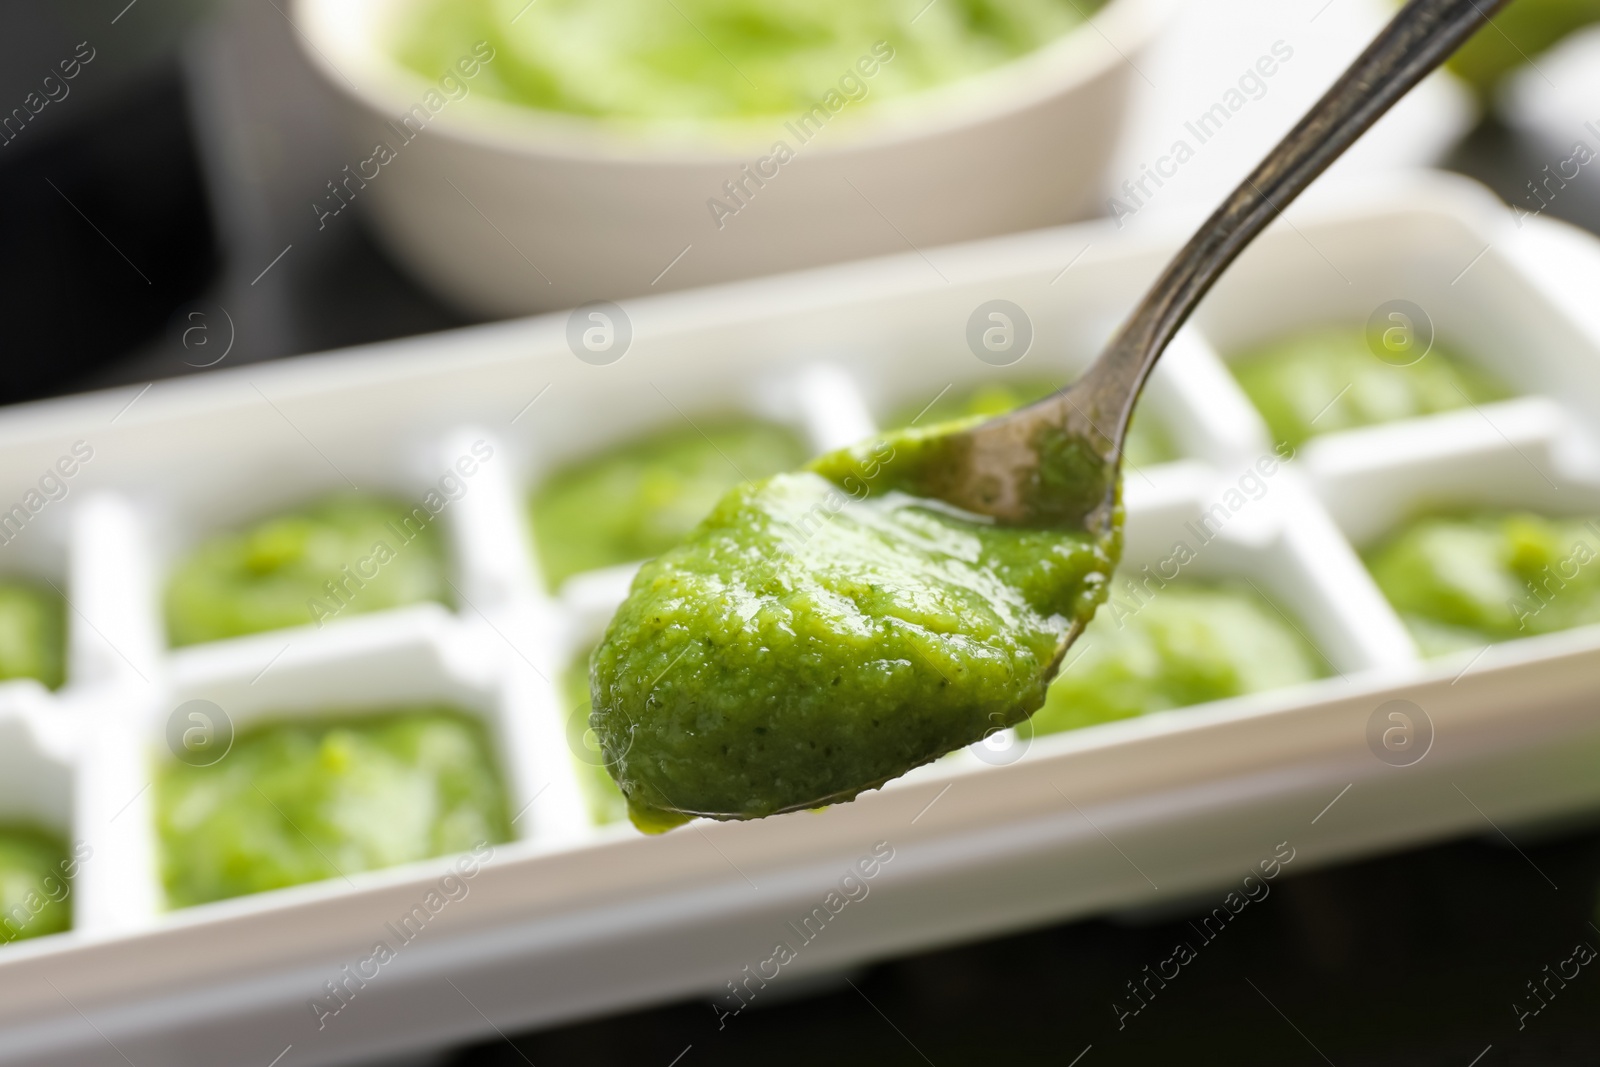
[530,419,807,589]
[0,583,65,689]
[157,708,510,907]
[165,495,449,646]
[393,0,1103,121]
[1229,327,1509,450]
[591,421,1118,831]
[1366,512,1600,656]
[891,380,1176,468]
[1024,583,1326,736]
[0,827,72,944]
[1448,0,1600,96]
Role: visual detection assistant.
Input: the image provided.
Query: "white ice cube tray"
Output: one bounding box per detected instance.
[4,172,1600,1067]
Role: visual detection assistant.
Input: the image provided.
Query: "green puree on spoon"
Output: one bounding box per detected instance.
[590,0,1511,831]
[591,423,1121,830]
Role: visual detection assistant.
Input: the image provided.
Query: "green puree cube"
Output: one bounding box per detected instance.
[1228,327,1510,450]
[165,494,449,647]
[1024,583,1327,737]
[156,708,511,908]
[1366,512,1600,656]
[889,380,1177,469]
[562,654,628,826]
[529,419,808,589]
[0,827,72,944]
[0,583,65,689]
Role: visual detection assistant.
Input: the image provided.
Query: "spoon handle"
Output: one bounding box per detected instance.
[1079,0,1512,426]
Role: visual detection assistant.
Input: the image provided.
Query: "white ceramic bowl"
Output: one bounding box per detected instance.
[293,0,1172,316]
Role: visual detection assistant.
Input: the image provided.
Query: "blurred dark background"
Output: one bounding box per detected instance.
[2,2,1598,1065]
[0,0,472,407]
[455,826,1600,1067]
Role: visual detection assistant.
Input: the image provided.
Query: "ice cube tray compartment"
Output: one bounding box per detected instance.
[1301,396,1597,546]
[6,173,1600,1067]
[1196,196,1600,435]
[168,603,551,837]
[1095,469,1417,678]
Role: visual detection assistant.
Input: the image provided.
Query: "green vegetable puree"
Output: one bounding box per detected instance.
[562,653,629,825]
[157,708,510,908]
[395,0,1103,123]
[165,494,449,647]
[1229,327,1510,450]
[0,827,72,945]
[1024,583,1325,736]
[1366,512,1600,656]
[0,583,65,689]
[530,419,807,589]
[590,422,1119,831]
[1448,0,1600,96]
[890,380,1176,468]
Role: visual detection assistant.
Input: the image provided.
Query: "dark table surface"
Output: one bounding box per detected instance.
[4,23,1600,1063]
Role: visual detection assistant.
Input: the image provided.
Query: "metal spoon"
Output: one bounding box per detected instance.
[895,0,1513,672]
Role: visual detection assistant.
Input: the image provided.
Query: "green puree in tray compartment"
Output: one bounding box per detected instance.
[157,708,510,907]
[1024,583,1326,737]
[891,380,1176,468]
[165,494,449,646]
[0,583,65,689]
[0,827,72,944]
[394,0,1104,122]
[1229,327,1510,450]
[530,419,808,588]
[563,655,628,825]
[591,420,1119,831]
[1366,512,1600,656]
